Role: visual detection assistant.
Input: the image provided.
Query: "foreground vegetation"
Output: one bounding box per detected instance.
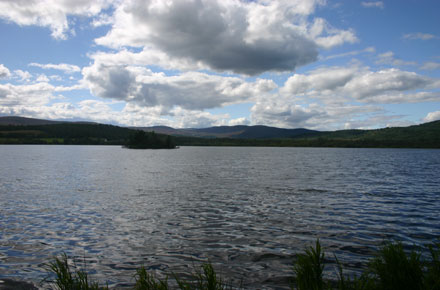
[43,240,440,290]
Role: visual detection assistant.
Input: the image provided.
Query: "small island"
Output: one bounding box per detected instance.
[125,130,177,149]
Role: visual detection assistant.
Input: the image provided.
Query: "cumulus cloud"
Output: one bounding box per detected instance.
[403,33,438,40]
[0,80,131,125]
[13,70,32,82]
[91,13,113,28]
[250,94,385,130]
[423,111,440,122]
[36,74,50,82]
[0,0,112,39]
[0,78,84,112]
[361,2,384,9]
[281,65,440,104]
[95,0,356,75]
[89,48,205,73]
[0,82,55,107]
[251,101,328,129]
[309,18,357,49]
[0,64,11,78]
[29,62,81,73]
[0,100,121,125]
[83,62,277,112]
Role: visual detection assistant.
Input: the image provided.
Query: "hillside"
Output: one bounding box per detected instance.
[139,125,318,139]
[0,116,439,148]
[174,120,440,148]
[0,116,62,126]
[0,118,175,148]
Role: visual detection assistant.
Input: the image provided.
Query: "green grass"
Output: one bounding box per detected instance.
[290,240,440,290]
[45,253,108,290]
[368,242,424,290]
[45,240,440,289]
[292,239,325,290]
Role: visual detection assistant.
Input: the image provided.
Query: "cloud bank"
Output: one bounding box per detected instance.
[94,0,356,75]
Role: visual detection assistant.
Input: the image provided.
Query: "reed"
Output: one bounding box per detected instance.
[45,253,107,290]
[45,239,440,290]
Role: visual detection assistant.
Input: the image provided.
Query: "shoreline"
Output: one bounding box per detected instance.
[0,278,38,290]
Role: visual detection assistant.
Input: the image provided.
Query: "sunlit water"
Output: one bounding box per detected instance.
[0,145,439,289]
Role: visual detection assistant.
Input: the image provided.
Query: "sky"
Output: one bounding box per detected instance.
[0,0,439,130]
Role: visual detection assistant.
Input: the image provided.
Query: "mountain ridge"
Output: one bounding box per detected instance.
[136,125,319,139]
[1,116,439,148]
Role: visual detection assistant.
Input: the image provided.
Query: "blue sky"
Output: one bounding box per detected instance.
[0,0,439,130]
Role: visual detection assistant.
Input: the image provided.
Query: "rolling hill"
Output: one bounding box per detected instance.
[136,125,318,139]
[0,116,439,148]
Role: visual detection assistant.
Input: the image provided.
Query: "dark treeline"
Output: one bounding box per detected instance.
[126,130,176,149]
[0,120,439,148]
[175,136,440,148]
[0,123,132,144]
[176,120,440,148]
[0,123,176,148]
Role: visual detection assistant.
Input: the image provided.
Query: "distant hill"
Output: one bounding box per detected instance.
[1,116,439,148]
[0,117,174,148]
[0,116,62,126]
[138,125,318,139]
[0,116,97,126]
[173,120,440,148]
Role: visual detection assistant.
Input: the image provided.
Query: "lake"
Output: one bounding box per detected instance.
[0,145,439,289]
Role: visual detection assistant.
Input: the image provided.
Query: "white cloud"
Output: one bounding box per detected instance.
[361,2,384,9]
[403,33,438,41]
[29,62,81,73]
[0,0,112,39]
[89,48,206,72]
[251,101,327,129]
[0,100,119,125]
[323,46,375,60]
[13,70,32,82]
[95,0,356,75]
[281,65,439,104]
[0,82,55,107]
[49,75,63,81]
[36,74,50,82]
[0,64,11,78]
[376,51,416,66]
[423,111,440,122]
[281,66,358,96]
[310,18,358,50]
[91,13,113,28]
[420,62,440,71]
[227,117,250,126]
[250,93,385,130]
[0,78,85,113]
[82,62,277,112]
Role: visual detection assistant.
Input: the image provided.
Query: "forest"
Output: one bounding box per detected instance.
[0,120,439,148]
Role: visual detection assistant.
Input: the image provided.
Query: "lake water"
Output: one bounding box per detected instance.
[0,145,439,289]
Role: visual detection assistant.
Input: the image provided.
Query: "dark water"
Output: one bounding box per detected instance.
[0,145,439,289]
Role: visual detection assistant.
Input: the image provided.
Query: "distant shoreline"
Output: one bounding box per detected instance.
[1,117,439,149]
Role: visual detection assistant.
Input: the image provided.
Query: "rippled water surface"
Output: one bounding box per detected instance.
[1,145,439,288]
